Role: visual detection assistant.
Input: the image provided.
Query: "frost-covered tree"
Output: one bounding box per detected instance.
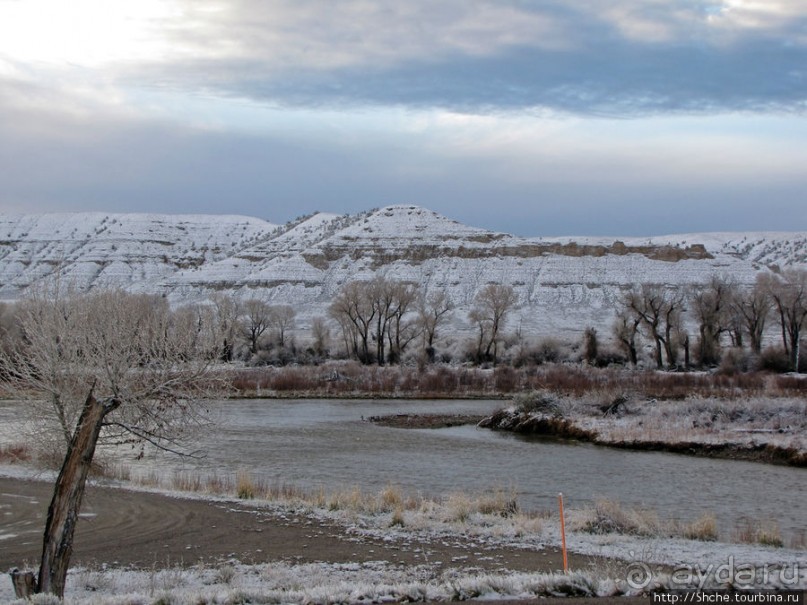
[310,316,331,357]
[418,290,453,363]
[469,284,518,365]
[625,284,685,369]
[2,286,221,599]
[329,279,421,365]
[733,276,772,355]
[270,304,296,348]
[329,281,375,363]
[765,269,807,372]
[211,293,241,361]
[240,298,272,355]
[689,275,738,367]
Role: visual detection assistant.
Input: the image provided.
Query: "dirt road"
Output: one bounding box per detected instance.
[1,477,596,574]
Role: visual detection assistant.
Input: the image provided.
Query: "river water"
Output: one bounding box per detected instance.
[2,398,805,539]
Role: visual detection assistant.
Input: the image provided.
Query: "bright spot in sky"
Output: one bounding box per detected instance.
[0,0,179,67]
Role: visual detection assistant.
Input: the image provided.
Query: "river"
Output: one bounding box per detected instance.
[2,398,805,539]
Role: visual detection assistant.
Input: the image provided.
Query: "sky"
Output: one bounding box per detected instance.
[0,1,805,237]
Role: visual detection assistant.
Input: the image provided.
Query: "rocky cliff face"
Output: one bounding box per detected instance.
[1,206,805,338]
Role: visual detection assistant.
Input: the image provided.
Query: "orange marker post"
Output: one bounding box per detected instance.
[558,492,569,573]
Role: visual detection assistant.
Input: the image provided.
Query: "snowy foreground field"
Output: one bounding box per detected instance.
[2,465,805,605]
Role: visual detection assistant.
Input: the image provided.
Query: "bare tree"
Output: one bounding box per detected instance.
[582,327,598,365]
[469,284,517,364]
[240,298,272,355]
[734,276,772,355]
[329,281,375,363]
[418,290,453,363]
[211,293,241,361]
[765,269,807,372]
[626,284,684,369]
[310,316,331,357]
[689,275,738,367]
[329,279,421,364]
[612,308,641,366]
[2,286,220,598]
[371,277,395,365]
[385,281,420,364]
[270,304,296,348]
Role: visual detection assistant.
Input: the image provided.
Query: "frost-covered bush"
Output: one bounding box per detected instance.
[513,390,564,416]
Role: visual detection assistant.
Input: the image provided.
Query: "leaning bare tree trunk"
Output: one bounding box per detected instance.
[34,389,119,598]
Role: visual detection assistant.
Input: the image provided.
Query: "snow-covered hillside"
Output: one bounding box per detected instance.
[1,206,805,339]
[0,213,276,293]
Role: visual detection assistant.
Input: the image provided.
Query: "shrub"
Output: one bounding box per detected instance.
[493,365,519,392]
[758,347,791,373]
[717,348,753,375]
[0,443,31,463]
[514,390,564,416]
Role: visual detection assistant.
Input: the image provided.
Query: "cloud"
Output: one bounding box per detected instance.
[109,0,806,116]
[1,0,805,236]
[2,1,805,116]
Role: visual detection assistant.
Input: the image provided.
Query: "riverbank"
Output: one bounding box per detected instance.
[476,392,807,468]
[365,394,807,468]
[2,472,805,604]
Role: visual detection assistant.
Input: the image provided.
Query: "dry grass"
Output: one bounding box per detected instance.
[235,470,256,500]
[733,518,784,548]
[389,506,406,528]
[576,499,666,538]
[443,492,474,523]
[379,484,405,511]
[680,512,719,542]
[328,486,366,512]
[574,499,719,542]
[477,487,519,517]
[440,489,520,523]
[105,466,791,548]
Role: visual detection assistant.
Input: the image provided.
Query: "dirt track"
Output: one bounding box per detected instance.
[1,477,599,574]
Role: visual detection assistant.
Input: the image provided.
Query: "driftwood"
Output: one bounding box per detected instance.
[600,395,629,417]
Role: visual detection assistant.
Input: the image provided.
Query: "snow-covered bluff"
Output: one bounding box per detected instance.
[1,206,805,339]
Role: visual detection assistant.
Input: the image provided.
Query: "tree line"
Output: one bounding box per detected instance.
[2,270,805,377]
[612,269,807,373]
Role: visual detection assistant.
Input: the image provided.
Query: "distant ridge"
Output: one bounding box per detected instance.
[1,206,805,338]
